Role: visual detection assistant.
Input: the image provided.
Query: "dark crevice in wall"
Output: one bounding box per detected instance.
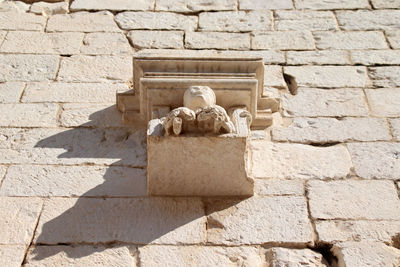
[283,73,298,95]
[311,243,338,267]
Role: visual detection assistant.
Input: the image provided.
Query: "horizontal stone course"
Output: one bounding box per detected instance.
[80,33,132,55]
[128,30,183,49]
[0,103,58,127]
[254,179,304,196]
[294,0,370,10]
[369,67,400,88]
[185,32,250,50]
[0,12,46,31]
[0,82,24,103]
[365,88,400,117]
[252,31,314,50]
[314,31,388,49]
[351,50,400,65]
[286,50,351,65]
[371,0,400,8]
[239,0,293,10]
[336,10,400,30]
[156,0,237,12]
[275,10,338,30]
[71,0,154,11]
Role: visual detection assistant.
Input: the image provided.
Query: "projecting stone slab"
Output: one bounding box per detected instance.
[0,12,46,31]
[155,0,236,12]
[264,248,328,267]
[239,0,293,10]
[80,33,132,55]
[0,82,24,103]
[0,103,58,127]
[252,31,314,50]
[365,89,400,117]
[254,179,304,196]
[369,67,400,87]
[0,245,26,267]
[71,0,154,11]
[390,119,400,140]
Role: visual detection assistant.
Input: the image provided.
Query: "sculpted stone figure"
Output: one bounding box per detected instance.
[163,86,236,136]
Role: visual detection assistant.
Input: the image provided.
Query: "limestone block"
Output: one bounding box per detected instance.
[308,180,400,220]
[369,67,400,87]
[0,30,6,44]
[272,117,391,143]
[115,12,197,31]
[336,10,400,30]
[314,31,388,49]
[0,165,6,181]
[0,12,45,31]
[199,11,272,32]
[0,103,58,127]
[390,119,400,140]
[365,89,400,117]
[281,89,369,117]
[25,246,136,267]
[351,50,400,65]
[252,31,314,50]
[57,55,132,82]
[139,246,261,266]
[0,31,83,54]
[332,242,400,267]
[185,32,250,50]
[47,12,121,32]
[81,33,132,55]
[205,196,313,245]
[264,66,286,88]
[0,165,146,197]
[287,50,351,65]
[71,0,154,11]
[34,198,205,244]
[372,0,400,8]
[264,248,328,266]
[275,11,338,31]
[0,197,42,244]
[155,0,236,12]
[239,0,293,10]
[0,1,30,12]
[0,54,59,82]
[347,142,400,179]
[0,245,26,267]
[387,30,400,49]
[30,1,68,16]
[254,179,304,196]
[251,141,351,179]
[0,82,24,103]
[316,220,400,243]
[294,0,369,9]
[60,104,124,127]
[128,30,183,49]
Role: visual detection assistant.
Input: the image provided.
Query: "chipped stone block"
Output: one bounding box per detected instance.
[314,31,388,49]
[390,119,400,140]
[60,104,124,127]
[386,30,400,49]
[264,248,328,266]
[185,32,250,50]
[128,30,184,49]
[0,103,58,127]
[239,0,293,10]
[30,1,68,16]
[275,11,338,31]
[81,33,132,55]
[336,10,400,30]
[254,179,304,196]
[351,50,400,65]
[365,89,400,117]
[71,0,154,11]
[369,67,400,87]
[294,0,369,10]
[0,82,24,103]
[0,245,26,267]
[287,50,351,65]
[0,12,45,31]
[156,0,236,12]
[252,31,314,50]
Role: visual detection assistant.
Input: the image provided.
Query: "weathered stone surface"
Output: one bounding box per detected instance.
[128,30,183,49]
[0,165,6,181]
[0,127,147,167]
[308,180,400,220]
[254,179,304,196]
[47,12,121,32]
[239,0,293,10]
[264,248,328,267]
[332,242,400,267]
[251,141,351,179]
[34,198,205,244]
[71,0,154,11]
[351,50,400,65]
[294,0,369,9]
[57,55,132,82]
[347,142,400,179]
[316,220,400,243]
[0,30,6,45]
[284,66,369,88]
[372,0,400,8]
[272,118,391,143]
[0,12,45,31]
[25,246,136,267]
[0,1,30,12]
[60,104,123,127]
[0,82,24,103]
[0,103,57,127]
[199,11,272,32]
[156,0,236,12]
[287,50,351,65]
[115,12,197,31]
[23,82,128,103]
[186,32,250,50]
[252,31,314,50]
[336,10,400,30]
[0,197,42,244]
[81,33,132,55]
[275,11,338,30]
[369,67,400,87]
[386,30,400,49]
[0,245,26,267]
[0,31,83,54]
[365,89,400,117]
[1,165,146,197]
[314,31,388,49]
[264,66,286,88]
[206,196,313,245]
[139,246,261,266]
[390,119,400,140]
[0,55,59,82]
[30,1,68,16]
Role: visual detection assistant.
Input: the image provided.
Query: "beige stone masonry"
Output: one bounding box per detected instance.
[390,119,400,140]
[286,50,351,65]
[369,67,400,88]
[0,82,24,103]
[254,179,304,196]
[351,50,400,65]
[336,10,400,30]
[71,0,154,11]
[0,245,26,267]
[0,30,6,45]
[239,0,293,10]
[80,33,132,55]
[252,31,315,50]
[0,165,6,182]
[386,30,400,48]
[264,65,286,88]
[185,32,250,50]
[128,30,184,49]
[0,103,58,127]
[264,248,328,266]
[156,0,237,12]
[0,1,29,13]
[314,31,388,50]
[365,88,400,117]
[372,0,400,8]
[294,0,370,10]
[30,1,68,16]
[0,12,46,31]
[275,11,338,31]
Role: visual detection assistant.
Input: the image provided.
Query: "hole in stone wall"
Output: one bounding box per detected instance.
[391,233,400,249]
[312,243,338,267]
[283,73,298,95]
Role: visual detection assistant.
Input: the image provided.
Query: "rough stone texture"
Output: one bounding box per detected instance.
[128,30,183,49]
[332,242,400,267]
[80,33,132,55]
[0,82,24,103]
[390,119,400,140]
[351,50,400,65]
[185,32,250,50]
[314,31,388,49]
[0,165,6,181]
[0,30,6,45]
[0,245,26,267]
[0,31,83,54]
[156,0,237,12]
[316,220,400,243]
[30,1,68,16]
[264,248,328,267]
[372,0,400,8]
[272,117,391,143]
[284,66,369,88]
[336,10,400,30]
[206,196,313,245]
[25,246,136,267]
[286,50,351,65]
[282,89,369,117]
[0,12,45,31]
[251,141,351,179]
[115,12,197,31]
[34,198,205,244]
[0,197,42,244]
[294,0,370,10]
[252,31,314,50]
[387,30,400,48]
[0,1,30,12]
[369,67,400,87]
[347,142,400,179]
[139,246,261,266]
[60,104,123,127]
[275,11,338,31]
[239,0,293,10]
[0,103,58,127]
[57,55,132,82]
[264,65,286,88]
[308,180,400,220]
[71,0,154,11]
[0,54,59,82]
[47,12,121,32]
[254,179,304,196]
[365,88,400,117]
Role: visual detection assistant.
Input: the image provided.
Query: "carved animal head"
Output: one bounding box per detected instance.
[183,86,216,111]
